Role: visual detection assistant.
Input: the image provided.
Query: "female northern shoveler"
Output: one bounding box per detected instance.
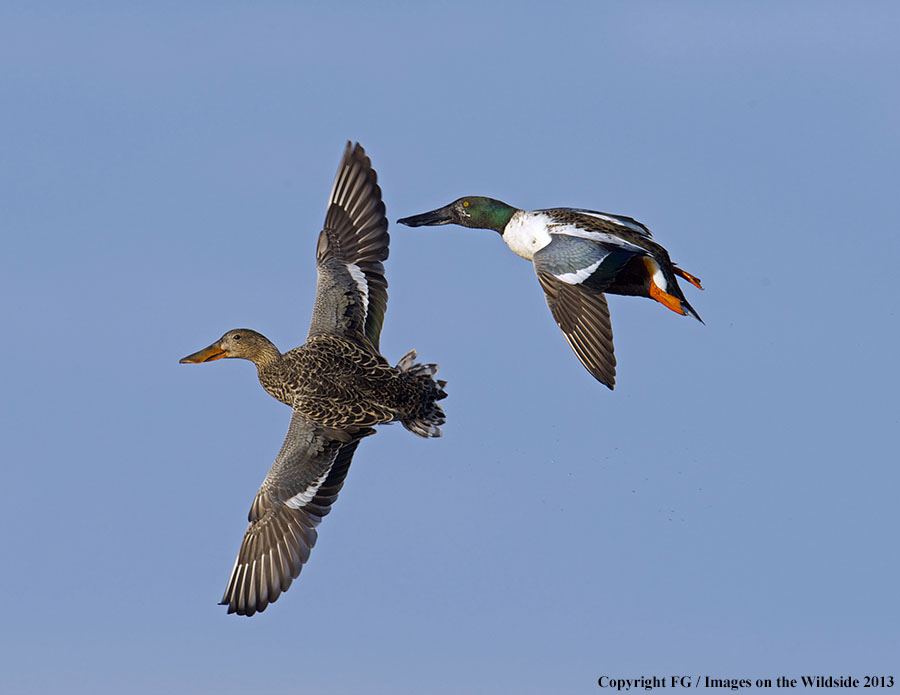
[398,196,702,389]
[181,143,447,616]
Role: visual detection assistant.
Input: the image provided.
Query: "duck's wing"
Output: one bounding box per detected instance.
[220,410,375,616]
[540,207,654,241]
[308,142,390,351]
[533,233,637,294]
[532,236,622,388]
[535,269,617,390]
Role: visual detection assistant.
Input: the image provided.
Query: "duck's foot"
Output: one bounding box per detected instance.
[649,281,687,315]
[674,265,703,290]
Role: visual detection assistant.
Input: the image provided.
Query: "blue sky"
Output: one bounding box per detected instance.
[2,2,898,693]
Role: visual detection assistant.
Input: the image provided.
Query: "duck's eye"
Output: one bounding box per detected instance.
[462,200,469,208]
[233,334,242,341]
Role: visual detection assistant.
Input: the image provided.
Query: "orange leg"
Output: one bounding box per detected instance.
[642,256,688,315]
[673,266,703,290]
[648,280,687,315]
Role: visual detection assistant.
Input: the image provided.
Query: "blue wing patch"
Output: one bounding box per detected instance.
[533,235,635,292]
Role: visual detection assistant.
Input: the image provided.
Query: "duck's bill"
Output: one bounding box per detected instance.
[397,205,454,227]
[180,342,227,363]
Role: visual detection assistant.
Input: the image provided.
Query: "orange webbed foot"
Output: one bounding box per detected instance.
[674,266,703,290]
[648,281,687,315]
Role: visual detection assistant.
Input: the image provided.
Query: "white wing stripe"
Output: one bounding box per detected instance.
[346,262,370,316]
[559,209,652,236]
[555,258,604,284]
[284,468,332,509]
[546,225,645,252]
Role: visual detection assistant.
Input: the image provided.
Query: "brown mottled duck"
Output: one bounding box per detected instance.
[180,143,447,616]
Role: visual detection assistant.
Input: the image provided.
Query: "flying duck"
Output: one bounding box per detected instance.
[181,143,447,616]
[398,196,702,389]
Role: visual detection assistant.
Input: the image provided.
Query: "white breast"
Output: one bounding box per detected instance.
[502,210,553,260]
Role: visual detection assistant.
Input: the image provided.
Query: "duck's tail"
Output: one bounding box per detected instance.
[396,350,448,438]
[678,297,704,324]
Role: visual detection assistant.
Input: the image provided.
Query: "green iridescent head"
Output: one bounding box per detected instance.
[398,196,518,233]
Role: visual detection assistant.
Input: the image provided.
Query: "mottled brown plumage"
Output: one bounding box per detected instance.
[180,143,446,616]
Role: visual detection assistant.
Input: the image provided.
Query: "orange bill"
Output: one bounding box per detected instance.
[180,342,227,363]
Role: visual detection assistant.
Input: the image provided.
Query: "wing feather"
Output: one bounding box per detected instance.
[539,207,653,239]
[308,142,390,349]
[536,271,617,389]
[220,410,374,616]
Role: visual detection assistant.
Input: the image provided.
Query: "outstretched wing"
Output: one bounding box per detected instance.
[308,142,390,351]
[220,410,375,616]
[536,271,617,390]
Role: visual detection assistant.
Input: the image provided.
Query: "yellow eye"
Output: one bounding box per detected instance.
[462,200,469,207]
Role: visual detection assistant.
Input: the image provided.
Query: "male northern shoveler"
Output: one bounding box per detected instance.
[398,196,702,389]
[181,143,447,616]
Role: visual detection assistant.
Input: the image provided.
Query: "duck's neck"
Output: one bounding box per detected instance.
[251,342,289,404]
[467,198,518,233]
